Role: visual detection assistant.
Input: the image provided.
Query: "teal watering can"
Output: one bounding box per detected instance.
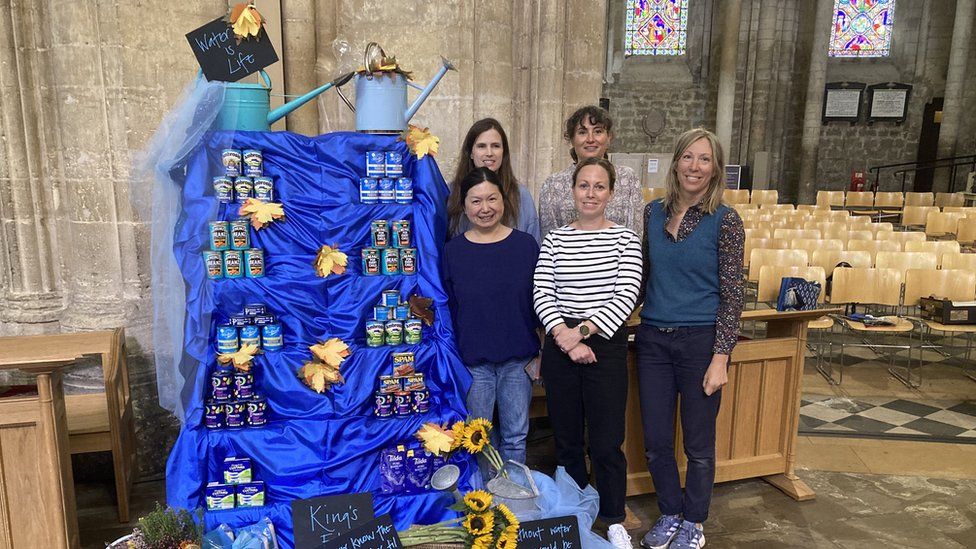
[214,70,353,131]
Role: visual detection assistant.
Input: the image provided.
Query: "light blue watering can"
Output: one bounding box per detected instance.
[213,70,354,132]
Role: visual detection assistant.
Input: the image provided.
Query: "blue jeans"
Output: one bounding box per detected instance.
[465,356,534,477]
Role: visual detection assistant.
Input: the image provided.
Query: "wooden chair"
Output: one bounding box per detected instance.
[744,227,771,240]
[643,187,667,203]
[845,230,874,242]
[941,252,976,273]
[864,222,895,237]
[875,251,939,279]
[825,210,851,221]
[816,190,845,209]
[925,211,966,238]
[903,268,976,385]
[876,230,927,250]
[810,249,873,272]
[757,266,827,303]
[904,240,962,266]
[732,203,759,215]
[791,238,844,258]
[759,203,794,211]
[723,188,750,205]
[873,191,904,218]
[957,218,976,245]
[901,206,938,228]
[935,192,965,208]
[845,239,901,265]
[845,191,877,216]
[751,189,779,205]
[748,248,809,282]
[743,238,790,268]
[905,192,935,207]
[797,204,819,212]
[845,215,872,227]
[774,228,821,240]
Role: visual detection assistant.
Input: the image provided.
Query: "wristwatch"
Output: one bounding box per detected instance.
[578,323,590,339]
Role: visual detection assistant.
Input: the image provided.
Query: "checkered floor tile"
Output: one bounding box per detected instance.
[799,396,976,442]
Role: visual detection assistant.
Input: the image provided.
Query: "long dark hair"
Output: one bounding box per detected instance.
[453,168,505,228]
[449,118,520,236]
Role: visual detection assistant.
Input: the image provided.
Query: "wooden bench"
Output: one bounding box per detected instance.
[0,328,136,523]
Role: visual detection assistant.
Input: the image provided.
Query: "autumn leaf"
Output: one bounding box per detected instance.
[314,244,348,278]
[415,422,455,456]
[298,360,344,394]
[309,337,351,367]
[399,125,440,159]
[238,198,284,229]
[217,343,260,371]
[409,294,435,326]
[229,2,263,40]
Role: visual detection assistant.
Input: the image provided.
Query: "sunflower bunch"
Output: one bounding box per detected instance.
[398,490,520,548]
[415,418,505,474]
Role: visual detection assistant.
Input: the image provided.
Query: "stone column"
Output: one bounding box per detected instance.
[796,0,834,205]
[932,0,974,193]
[746,0,777,161]
[715,0,742,158]
[281,0,319,136]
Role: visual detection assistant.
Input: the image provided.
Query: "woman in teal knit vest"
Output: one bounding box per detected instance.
[636,128,745,549]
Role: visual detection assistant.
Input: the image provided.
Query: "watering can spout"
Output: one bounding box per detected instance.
[404,57,457,124]
[266,72,355,125]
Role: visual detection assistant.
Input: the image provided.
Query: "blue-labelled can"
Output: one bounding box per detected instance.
[261,324,283,350]
[233,370,255,400]
[411,387,430,414]
[385,151,403,177]
[394,391,412,416]
[374,391,394,418]
[223,250,244,279]
[222,149,242,177]
[210,368,234,401]
[230,219,250,250]
[362,248,380,276]
[213,176,233,203]
[246,397,268,426]
[381,248,400,275]
[370,220,389,248]
[243,149,263,177]
[209,221,230,251]
[392,219,411,248]
[381,290,400,308]
[239,324,260,348]
[404,318,422,345]
[203,251,224,279]
[373,305,390,321]
[360,177,379,204]
[394,304,410,321]
[234,177,253,203]
[253,314,276,326]
[245,249,265,278]
[243,303,266,316]
[378,178,395,204]
[225,401,246,429]
[204,401,225,429]
[253,177,273,202]
[385,320,404,346]
[229,315,252,328]
[400,248,417,275]
[366,320,385,347]
[395,177,413,204]
[216,325,239,354]
[366,151,386,177]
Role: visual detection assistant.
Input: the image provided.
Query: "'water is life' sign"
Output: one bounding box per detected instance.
[186,17,279,82]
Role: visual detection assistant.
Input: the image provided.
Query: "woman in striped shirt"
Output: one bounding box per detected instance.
[533,156,643,549]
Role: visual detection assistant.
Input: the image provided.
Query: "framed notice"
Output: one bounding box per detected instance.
[822,82,866,123]
[867,83,912,123]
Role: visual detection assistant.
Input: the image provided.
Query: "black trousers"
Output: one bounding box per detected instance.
[540,321,628,523]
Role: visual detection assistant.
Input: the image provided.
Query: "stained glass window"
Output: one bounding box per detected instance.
[829,0,895,57]
[625,0,688,56]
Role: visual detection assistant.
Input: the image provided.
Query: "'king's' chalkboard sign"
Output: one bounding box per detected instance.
[185,17,279,82]
[517,516,583,549]
[320,514,402,549]
[291,492,375,549]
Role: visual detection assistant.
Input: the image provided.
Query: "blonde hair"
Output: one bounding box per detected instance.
[662,128,726,215]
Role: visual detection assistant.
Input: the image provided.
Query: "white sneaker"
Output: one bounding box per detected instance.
[608,523,634,549]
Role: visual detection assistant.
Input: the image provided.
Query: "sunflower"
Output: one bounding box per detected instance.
[462,422,490,453]
[463,511,495,537]
[450,421,467,450]
[495,529,517,549]
[469,417,493,432]
[472,533,495,549]
[496,503,519,529]
[463,490,493,513]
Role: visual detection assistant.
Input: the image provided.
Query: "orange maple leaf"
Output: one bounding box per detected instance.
[239,198,284,229]
[217,343,260,371]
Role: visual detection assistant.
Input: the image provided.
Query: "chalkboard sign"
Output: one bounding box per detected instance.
[516,516,583,549]
[291,492,375,549]
[320,514,402,549]
[185,17,279,82]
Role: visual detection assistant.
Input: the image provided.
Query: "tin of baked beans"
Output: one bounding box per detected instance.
[211,368,234,400]
[360,177,379,204]
[225,400,246,429]
[203,251,224,279]
[381,248,400,275]
[385,151,403,177]
[365,320,385,347]
[394,304,410,321]
[243,303,266,315]
[394,391,412,416]
[246,396,267,426]
[392,220,411,248]
[379,375,402,394]
[209,221,230,251]
[213,176,233,203]
[222,149,242,177]
[373,305,391,321]
[230,219,250,250]
[366,151,386,178]
[400,248,417,275]
[233,370,255,400]
[204,401,225,429]
[252,314,276,326]
[216,325,239,354]
[381,290,400,307]
[395,177,413,204]
[234,177,253,203]
[378,178,395,204]
[223,250,243,279]
[242,149,263,177]
[374,391,394,418]
[411,388,430,414]
[261,324,283,350]
[253,177,273,202]
[404,318,422,345]
[385,320,404,346]
[244,249,265,278]
[239,324,260,348]
[371,220,389,248]
[362,248,381,276]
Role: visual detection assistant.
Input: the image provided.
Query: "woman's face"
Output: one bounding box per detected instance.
[463,181,505,230]
[571,117,613,161]
[676,137,714,200]
[470,129,505,172]
[573,165,613,220]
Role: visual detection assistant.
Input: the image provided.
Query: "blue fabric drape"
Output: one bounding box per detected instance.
[165,131,476,548]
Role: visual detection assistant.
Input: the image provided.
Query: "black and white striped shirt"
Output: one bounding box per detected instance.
[533,225,643,338]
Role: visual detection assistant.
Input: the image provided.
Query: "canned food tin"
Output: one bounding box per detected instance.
[402,372,425,391]
[411,388,430,414]
[379,375,402,394]
[246,397,268,427]
[216,325,239,354]
[225,401,246,429]
[239,324,261,348]
[261,324,283,351]
[233,370,255,400]
[381,290,400,308]
[374,391,394,418]
[243,303,266,316]
[242,149,263,177]
[370,220,389,248]
[394,391,412,416]
[359,177,379,204]
[362,248,381,276]
[203,251,224,279]
[365,320,385,347]
[404,318,422,345]
[392,351,415,375]
[400,248,417,275]
[245,249,265,278]
[385,320,404,346]
[204,401,225,429]
[394,304,410,321]
[253,177,274,202]
[252,314,276,326]
[209,221,230,251]
[213,176,233,203]
[229,315,252,327]
[373,305,390,321]
[366,151,386,177]
[230,219,250,250]
[378,178,395,204]
[222,149,242,177]
[223,250,243,279]
[392,220,411,248]
[234,177,253,203]
[395,177,413,204]
[211,368,234,400]
[381,248,400,275]
[385,151,403,177]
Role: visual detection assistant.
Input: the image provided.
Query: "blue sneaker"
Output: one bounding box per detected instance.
[639,514,682,549]
[669,521,705,549]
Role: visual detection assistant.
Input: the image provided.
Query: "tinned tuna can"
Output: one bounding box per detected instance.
[234,177,253,203]
[225,401,246,429]
[395,177,413,204]
[366,151,386,177]
[404,318,422,345]
[400,248,417,275]
[378,178,395,204]
[244,249,265,278]
[371,220,389,248]
[261,324,283,350]
[394,304,410,321]
[381,248,400,275]
[222,149,242,177]
[216,325,239,354]
[243,303,266,315]
[223,250,244,279]
[233,370,255,400]
[392,220,411,248]
[362,248,381,276]
[385,151,403,177]
[242,149,263,177]
[360,177,379,204]
[210,368,234,401]
[246,397,267,427]
[209,221,230,251]
[381,290,400,308]
[203,251,224,279]
[385,320,404,346]
[229,315,252,328]
[239,324,260,348]
[394,391,412,416]
[411,388,430,413]
[230,219,250,250]
[366,320,385,347]
[374,391,394,418]
[205,401,225,429]
[253,314,276,326]
[373,305,390,321]
[213,176,233,203]
[253,177,273,202]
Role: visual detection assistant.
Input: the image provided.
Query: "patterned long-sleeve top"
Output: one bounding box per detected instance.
[538,163,644,237]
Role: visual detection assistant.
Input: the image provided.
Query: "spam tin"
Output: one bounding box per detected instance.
[366,320,385,347]
[373,305,391,322]
[221,149,242,177]
[385,151,403,177]
[391,220,411,248]
[233,177,253,203]
[366,151,386,177]
[243,303,266,315]
[395,177,413,204]
[230,219,250,250]
[213,176,233,203]
[211,369,234,401]
[245,249,265,278]
[205,482,236,510]
[381,290,400,308]
[360,177,379,204]
[225,401,247,429]
[216,325,239,354]
[362,248,381,276]
[402,372,425,391]
[236,481,265,507]
[204,401,225,429]
[209,221,230,251]
[370,220,389,248]
[203,251,224,279]
[233,370,255,400]
[392,351,415,376]
[400,248,417,275]
[223,250,244,279]
[394,304,410,321]
[252,314,277,326]
[411,388,430,413]
[242,149,263,177]
[374,391,394,418]
[253,177,273,202]
[261,324,283,351]
[222,457,253,484]
[404,318,422,345]
[385,321,403,346]
[381,248,400,275]
[378,178,395,204]
[379,375,402,394]
[246,397,268,427]
[393,391,412,416]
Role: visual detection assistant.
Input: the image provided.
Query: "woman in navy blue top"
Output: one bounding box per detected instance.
[637,128,745,549]
[442,167,540,479]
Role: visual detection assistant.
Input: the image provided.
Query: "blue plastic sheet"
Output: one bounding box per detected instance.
[165,131,476,548]
[528,468,614,549]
